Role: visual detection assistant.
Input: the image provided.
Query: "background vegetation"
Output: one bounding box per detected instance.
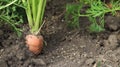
[65,0,120,32]
[0,0,25,36]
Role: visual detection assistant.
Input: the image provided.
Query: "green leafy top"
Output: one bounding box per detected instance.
[22,0,46,35]
[65,0,120,32]
[0,0,24,37]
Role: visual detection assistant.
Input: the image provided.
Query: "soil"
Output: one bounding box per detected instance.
[0,0,120,67]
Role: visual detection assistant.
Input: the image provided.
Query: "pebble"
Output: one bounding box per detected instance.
[108,34,118,43]
[80,45,86,48]
[81,53,87,58]
[117,34,120,41]
[105,16,120,31]
[104,34,118,49]
[31,58,46,65]
[85,58,95,65]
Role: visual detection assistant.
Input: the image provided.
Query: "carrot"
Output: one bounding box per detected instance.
[25,34,43,54]
[22,0,46,54]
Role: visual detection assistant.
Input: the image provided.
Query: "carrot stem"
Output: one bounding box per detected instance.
[22,0,46,34]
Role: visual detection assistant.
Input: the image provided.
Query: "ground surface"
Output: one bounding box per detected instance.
[0,0,120,67]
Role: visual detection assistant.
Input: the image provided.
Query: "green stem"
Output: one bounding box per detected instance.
[32,0,44,33]
[35,0,43,29]
[0,15,18,31]
[32,0,36,22]
[78,14,90,17]
[0,0,17,10]
[22,0,46,34]
[40,0,46,26]
[35,0,46,35]
[26,0,33,29]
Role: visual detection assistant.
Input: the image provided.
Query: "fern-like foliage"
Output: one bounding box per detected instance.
[65,0,120,32]
[0,0,24,36]
[65,3,83,28]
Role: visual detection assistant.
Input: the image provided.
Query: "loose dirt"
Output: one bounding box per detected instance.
[0,0,120,67]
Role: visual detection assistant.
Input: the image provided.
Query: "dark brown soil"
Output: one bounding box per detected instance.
[0,0,120,67]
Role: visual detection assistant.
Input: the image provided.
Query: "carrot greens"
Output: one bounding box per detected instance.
[65,0,120,32]
[22,0,46,35]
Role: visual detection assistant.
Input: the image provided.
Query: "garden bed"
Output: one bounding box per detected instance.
[0,0,120,67]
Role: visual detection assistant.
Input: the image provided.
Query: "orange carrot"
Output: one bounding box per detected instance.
[25,34,43,54]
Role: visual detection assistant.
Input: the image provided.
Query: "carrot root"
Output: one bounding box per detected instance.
[25,34,43,54]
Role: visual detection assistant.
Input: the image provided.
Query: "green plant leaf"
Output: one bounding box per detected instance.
[89,23,105,32]
[97,61,101,67]
[0,0,24,37]
[65,0,120,33]
[65,3,82,28]
[22,0,46,35]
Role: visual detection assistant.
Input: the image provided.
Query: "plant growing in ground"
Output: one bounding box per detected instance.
[65,0,120,32]
[65,3,83,28]
[96,61,101,67]
[22,0,46,54]
[0,0,24,36]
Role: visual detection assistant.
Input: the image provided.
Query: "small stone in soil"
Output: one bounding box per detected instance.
[117,34,120,41]
[104,34,118,49]
[105,16,120,31]
[31,58,46,65]
[85,58,95,65]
